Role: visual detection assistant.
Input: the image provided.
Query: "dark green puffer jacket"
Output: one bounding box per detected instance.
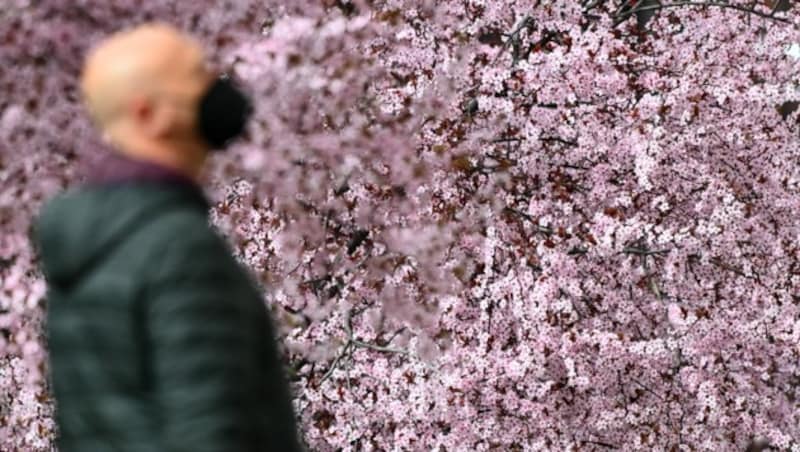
[33,182,304,452]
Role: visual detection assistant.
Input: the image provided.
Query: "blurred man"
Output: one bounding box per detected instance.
[32,23,304,452]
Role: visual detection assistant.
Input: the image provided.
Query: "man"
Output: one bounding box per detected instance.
[31,23,304,452]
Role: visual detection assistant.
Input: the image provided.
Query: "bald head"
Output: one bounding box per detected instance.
[80,22,215,178]
[82,23,206,127]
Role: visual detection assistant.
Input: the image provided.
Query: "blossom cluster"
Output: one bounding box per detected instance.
[2,0,800,450]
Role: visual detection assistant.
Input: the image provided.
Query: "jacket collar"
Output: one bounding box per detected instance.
[77,143,210,210]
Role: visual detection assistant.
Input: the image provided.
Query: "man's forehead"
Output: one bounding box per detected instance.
[87,24,203,73]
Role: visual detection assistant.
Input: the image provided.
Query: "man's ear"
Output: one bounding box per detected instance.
[129,95,173,138]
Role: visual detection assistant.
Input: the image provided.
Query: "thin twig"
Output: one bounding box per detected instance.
[320,341,352,384]
[581,439,618,449]
[632,378,665,400]
[352,340,409,355]
[503,207,554,235]
[622,246,671,256]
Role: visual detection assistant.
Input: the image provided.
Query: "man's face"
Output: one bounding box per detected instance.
[139,38,216,146]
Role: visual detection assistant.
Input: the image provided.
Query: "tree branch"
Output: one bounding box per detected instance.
[617,1,791,24]
[493,15,535,66]
[318,308,409,386]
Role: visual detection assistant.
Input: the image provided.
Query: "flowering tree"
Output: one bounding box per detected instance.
[2,0,800,450]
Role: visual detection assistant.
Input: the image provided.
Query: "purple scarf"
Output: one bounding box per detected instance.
[78,144,200,190]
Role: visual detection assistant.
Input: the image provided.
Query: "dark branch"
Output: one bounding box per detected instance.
[616,1,791,24]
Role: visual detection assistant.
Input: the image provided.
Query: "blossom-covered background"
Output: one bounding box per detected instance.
[3,1,800,450]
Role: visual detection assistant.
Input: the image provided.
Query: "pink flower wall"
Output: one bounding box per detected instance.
[2,1,800,450]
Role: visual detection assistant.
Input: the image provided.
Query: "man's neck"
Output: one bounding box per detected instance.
[105,132,207,183]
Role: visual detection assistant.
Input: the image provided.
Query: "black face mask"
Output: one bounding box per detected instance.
[197,77,253,150]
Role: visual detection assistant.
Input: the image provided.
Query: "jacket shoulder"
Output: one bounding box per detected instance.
[140,208,235,279]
